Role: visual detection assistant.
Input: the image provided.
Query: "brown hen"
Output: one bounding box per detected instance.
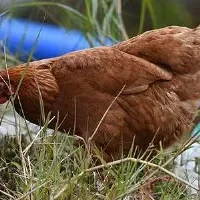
[0,25,200,159]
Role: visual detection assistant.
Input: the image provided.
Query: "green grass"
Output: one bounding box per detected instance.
[1,128,199,199]
[0,1,200,199]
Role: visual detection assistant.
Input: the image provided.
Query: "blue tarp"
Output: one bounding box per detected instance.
[0,17,114,60]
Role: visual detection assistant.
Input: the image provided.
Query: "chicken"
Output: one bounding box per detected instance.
[0,25,200,160]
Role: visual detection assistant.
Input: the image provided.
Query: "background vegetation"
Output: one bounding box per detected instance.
[0,0,200,199]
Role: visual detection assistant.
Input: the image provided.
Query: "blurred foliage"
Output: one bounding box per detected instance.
[122,0,194,35]
[1,0,198,38]
[5,1,127,42]
[149,0,193,27]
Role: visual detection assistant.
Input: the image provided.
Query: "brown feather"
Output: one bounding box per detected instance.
[1,25,200,160]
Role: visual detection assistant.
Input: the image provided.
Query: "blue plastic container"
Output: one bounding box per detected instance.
[0,17,114,60]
